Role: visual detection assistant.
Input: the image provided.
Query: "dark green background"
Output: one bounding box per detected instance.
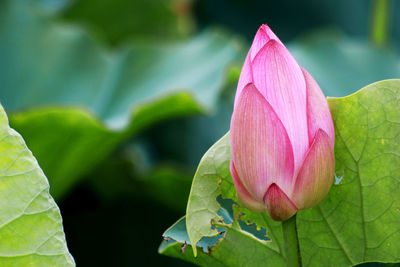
[59,0,400,266]
[3,0,400,266]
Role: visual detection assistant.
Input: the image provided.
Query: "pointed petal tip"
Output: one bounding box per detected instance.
[258,24,281,43]
[259,24,270,31]
[263,183,298,221]
[253,38,291,66]
[230,160,265,212]
[251,25,282,61]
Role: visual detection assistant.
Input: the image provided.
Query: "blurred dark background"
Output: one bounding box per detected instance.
[1,0,399,266]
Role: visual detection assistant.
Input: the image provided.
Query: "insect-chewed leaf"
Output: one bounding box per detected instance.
[160,79,400,267]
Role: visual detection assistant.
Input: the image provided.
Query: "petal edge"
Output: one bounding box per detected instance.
[230,83,294,201]
[252,40,309,171]
[234,53,253,108]
[291,129,335,209]
[303,67,335,147]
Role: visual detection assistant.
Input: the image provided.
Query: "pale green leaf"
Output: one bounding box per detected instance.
[0,105,74,266]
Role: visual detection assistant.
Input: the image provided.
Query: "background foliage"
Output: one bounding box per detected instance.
[1,0,400,266]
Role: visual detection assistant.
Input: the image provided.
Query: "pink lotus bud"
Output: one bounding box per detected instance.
[230,25,335,221]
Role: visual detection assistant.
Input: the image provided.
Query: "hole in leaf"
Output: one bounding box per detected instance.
[237,220,270,241]
[216,195,235,224]
[216,195,271,242]
[161,216,225,254]
[335,172,344,185]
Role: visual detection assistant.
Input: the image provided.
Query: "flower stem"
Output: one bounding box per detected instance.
[282,214,301,267]
[370,0,392,47]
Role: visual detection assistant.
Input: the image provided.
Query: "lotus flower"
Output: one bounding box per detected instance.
[230,25,335,221]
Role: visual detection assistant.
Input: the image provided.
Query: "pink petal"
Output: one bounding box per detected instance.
[250,24,283,61]
[263,183,298,221]
[234,53,253,108]
[230,160,265,212]
[291,129,335,209]
[230,83,294,201]
[252,40,309,172]
[302,68,335,147]
[234,25,283,109]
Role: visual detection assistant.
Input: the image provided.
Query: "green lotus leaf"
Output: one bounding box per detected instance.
[160,80,400,266]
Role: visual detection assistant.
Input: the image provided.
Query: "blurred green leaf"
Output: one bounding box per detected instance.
[140,166,192,212]
[0,105,74,266]
[10,95,201,200]
[85,147,193,213]
[62,0,194,46]
[25,0,70,13]
[0,0,245,199]
[161,80,400,266]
